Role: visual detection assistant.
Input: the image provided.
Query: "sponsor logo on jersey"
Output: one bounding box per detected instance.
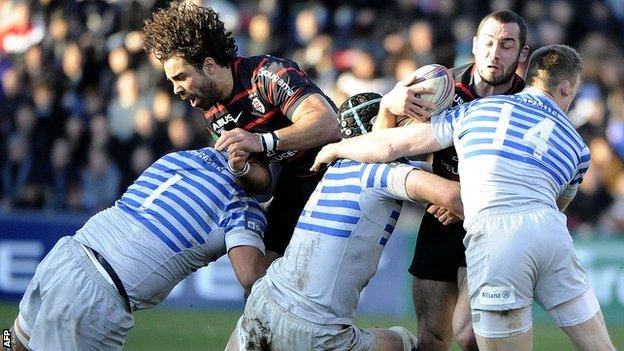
[211,111,243,134]
[441,155,459,175]
[246,220,265,237]
[453,93,464,106]
[267,149,299,162]
[258,67,295,97]
[478,286,516,305]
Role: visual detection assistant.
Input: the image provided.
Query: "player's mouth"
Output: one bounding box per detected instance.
[190,97,198,107]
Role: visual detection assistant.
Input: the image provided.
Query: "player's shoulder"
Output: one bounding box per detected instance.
[451,63,474,82]
[248,54,301,74]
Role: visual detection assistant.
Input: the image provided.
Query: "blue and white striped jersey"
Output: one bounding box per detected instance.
[264,159,418,325]
[74,147,266,310]
[431,87,590,226]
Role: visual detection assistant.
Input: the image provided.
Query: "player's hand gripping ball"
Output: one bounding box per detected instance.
[411,64,454,116]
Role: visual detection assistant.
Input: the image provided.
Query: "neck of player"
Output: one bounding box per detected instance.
[473,73,515,97]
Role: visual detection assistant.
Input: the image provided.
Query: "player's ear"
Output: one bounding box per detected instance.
[202,57,217,74]
[519,45,529,62]
[471,36,478,56]
[559,79,572,97]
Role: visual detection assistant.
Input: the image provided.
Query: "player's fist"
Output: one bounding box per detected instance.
[215,128,263,153]
[427,204,462,226]
[228,149,250,173]
[310,142,339,172]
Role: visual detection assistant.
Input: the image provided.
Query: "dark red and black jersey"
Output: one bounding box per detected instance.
[203,55,336,174]
[432,63,525,180]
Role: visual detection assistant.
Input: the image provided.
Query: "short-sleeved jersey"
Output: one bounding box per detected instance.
[263,159,419,325]
[203,55,337,175]
[431,88,591,226]
[432,63,525,180]
[73,147,266,310]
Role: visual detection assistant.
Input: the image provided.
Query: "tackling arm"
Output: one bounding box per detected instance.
[311,123,443,171]
[233,156,273,195]
[405,170,463,218]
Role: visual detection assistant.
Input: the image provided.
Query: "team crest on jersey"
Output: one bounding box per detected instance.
[249,93,266,113]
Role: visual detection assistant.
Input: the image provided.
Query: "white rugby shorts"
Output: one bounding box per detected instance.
[234,278,376,350]
[464,206,591,312]
[18,236,134,351]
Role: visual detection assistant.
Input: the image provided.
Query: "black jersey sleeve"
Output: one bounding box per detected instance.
[254,56,328,120]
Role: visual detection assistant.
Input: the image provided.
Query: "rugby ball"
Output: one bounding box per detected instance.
[412,64,454,116]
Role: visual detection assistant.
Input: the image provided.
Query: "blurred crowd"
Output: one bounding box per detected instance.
[0,0,623,237]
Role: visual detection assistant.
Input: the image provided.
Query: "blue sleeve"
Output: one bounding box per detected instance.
[430,103,467,148]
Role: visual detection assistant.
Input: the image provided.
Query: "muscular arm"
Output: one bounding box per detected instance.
[276,93,341,150]
[233,157,272,195]
[228,245,267,297]
[405,170,463,218]
[311,123,443,170]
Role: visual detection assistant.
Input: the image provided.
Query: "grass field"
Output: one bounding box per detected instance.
[1,302,622,350]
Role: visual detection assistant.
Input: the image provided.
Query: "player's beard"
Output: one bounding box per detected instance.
[478,57,520,87]
[195,78,222,110]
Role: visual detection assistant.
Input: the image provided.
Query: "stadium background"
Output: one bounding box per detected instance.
[0,0,623,349]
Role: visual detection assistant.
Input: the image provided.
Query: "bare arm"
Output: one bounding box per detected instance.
[234,157,272,195]
[228,245,267,297]
[228,151,272,194]
[405,169,463,218]
[214,94,340,154]
[276,93,341,150]
[311,123,443,171]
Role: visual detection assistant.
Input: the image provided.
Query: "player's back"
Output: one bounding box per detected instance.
[442,88,590,225]
[73,147,266,310]
[264,159,412,325]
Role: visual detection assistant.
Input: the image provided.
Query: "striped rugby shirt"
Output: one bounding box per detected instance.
[263,159,423,325]
[431,87,590,226]
[74,147,266,310]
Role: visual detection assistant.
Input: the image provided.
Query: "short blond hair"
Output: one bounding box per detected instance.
[526,45,583,91]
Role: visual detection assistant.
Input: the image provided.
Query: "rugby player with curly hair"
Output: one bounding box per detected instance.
[143,2,341,264]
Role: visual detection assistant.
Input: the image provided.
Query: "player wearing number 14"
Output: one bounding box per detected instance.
[313,44,615,350]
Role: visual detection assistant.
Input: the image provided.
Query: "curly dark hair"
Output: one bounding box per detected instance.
[142,2,238,68]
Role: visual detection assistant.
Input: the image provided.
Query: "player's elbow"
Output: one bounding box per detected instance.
[239,268,265,294]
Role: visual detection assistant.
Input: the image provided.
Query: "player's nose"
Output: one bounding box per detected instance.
[172,82,184,96]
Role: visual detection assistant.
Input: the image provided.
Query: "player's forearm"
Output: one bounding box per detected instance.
[406,170,464,217]
[332,124,441,163]
[372,107,398,131]
[228,245,267,296]
[234,159,272,195]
